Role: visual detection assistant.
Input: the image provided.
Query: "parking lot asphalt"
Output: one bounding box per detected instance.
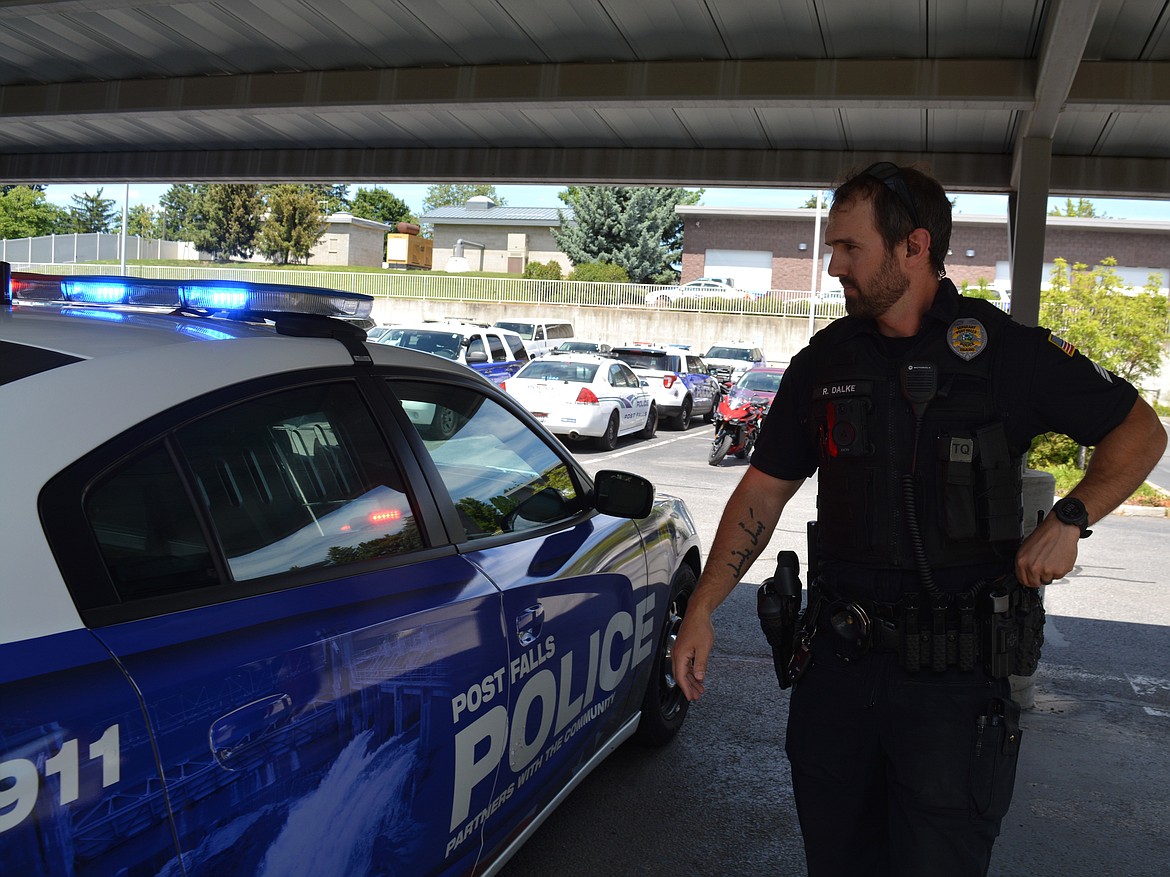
[499,428,1170,877]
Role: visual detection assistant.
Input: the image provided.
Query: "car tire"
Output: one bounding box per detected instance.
[640,403,658,439]
[427,407,461,439]
[594,412,620,450]
[634,564,694,746]
[671,397,692,431]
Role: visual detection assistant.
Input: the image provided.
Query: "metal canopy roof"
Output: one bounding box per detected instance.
[0,0,1168,199]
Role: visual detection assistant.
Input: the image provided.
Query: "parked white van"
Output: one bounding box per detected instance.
[493,318,575,356]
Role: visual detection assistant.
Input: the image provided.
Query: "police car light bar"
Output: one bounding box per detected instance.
[7,270,373,320]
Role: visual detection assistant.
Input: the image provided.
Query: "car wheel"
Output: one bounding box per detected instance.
[640,403,658,439]
[671,397,692,431]
[594,412,620,450]
[427,407,461,439]
[634,564,694,746]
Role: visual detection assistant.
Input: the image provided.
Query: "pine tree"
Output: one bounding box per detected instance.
[256,185,325,264]
[191,184,262,261]
[553,186,700,284]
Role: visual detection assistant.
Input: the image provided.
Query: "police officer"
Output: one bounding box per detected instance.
[672,163,1167,877]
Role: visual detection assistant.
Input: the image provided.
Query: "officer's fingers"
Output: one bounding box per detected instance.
[672,625,711,701]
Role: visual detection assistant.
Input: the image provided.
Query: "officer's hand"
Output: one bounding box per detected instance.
[672,611,715,702]
[1015,513,1080,587]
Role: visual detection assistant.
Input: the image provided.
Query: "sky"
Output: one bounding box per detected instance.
[40,181,1170,222]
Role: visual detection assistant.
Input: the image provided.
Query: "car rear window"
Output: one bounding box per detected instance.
[613,350,670,370]
[515,360,599,382]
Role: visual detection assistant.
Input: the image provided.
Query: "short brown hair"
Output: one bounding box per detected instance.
[832,163,952,277]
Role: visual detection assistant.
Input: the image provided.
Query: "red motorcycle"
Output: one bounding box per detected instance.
[707,394,770,465]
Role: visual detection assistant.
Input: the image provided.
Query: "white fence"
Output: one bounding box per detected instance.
[2,234,200,264]
[10,261,850,319]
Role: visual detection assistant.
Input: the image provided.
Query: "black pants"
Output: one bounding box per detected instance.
[784,635,1021,877]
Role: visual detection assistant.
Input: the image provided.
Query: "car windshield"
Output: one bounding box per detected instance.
[737,371,783,393]
[514,360,600,382]
[383,329,464,360]
[495,321,534,340]
[706,347,753,360]
[556,341,598,352]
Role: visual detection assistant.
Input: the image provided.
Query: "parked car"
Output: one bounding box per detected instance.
[547,339,614,356]
[725,365,787,409]
[493,318,575,356]
[502,354,658,450]
[609,344,722,430]
[703,341,768,388]
[375,320,529,384]
[645,278,763,306]
[1,267,700,877]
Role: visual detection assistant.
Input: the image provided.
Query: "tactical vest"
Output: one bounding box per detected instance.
[805,300,1023,571]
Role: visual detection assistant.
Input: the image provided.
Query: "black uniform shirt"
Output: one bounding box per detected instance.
[750,280,1140,597]
[753,280,1139,483]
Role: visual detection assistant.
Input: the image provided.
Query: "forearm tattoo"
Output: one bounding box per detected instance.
[724,507,766,580]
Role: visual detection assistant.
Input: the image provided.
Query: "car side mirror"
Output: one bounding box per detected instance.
[592,470,655,519]
[466,350,488,364]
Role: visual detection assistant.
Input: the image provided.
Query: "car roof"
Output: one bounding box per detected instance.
[391,321,524,338]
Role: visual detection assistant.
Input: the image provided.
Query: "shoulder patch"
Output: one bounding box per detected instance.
[1048,333,1076,356]
[947,318,987,361]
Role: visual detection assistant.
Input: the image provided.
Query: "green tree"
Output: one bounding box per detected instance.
[422,184,505,214]
[127,204,162,240]
[306,184,350,215]
[350,187,415,226]
[191,184,262,261]
[159,184,205,241]
[0,186,70,237]
[1,184,45,195]
[1041,257,1167,384]
[1048,197,1105,218]
[256,184,325,264]
[553,186,700,284]
[68,187,118,233]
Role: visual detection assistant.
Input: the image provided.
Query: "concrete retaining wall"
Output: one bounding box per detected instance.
[368,298,832,365]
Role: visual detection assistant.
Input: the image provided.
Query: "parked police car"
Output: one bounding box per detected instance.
[610,344,722,430]
[374,320,529,384]
[0,267,701,877]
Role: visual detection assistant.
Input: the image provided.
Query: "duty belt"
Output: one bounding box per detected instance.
[808,578,1043,677]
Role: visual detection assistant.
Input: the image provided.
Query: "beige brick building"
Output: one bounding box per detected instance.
[678,206,1170,297]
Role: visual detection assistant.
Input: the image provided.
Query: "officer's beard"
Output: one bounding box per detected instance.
[841,249,910,320]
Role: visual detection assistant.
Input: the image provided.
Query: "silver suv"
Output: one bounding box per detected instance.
[703,342,767,388]
[610,344,722,430]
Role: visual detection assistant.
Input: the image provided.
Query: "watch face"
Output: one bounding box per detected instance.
[1056,498,1087,525]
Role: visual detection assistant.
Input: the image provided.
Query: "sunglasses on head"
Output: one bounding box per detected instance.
[861,162,923,233]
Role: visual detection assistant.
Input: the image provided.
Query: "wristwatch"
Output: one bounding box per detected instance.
[1052,496,1092,538]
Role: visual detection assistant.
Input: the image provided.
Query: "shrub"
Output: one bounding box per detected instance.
[569,262,630,283]
[523,260,563,280]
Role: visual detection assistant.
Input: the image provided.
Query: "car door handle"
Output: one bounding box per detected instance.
[516,604,545,647]
[209,693,294,769]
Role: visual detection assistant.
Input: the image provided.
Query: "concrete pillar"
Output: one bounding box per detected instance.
[1010,468,1056,708]
[1007,137,1053,328]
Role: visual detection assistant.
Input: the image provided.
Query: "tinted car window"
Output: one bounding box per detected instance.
[488,333,508,361]
[86,443,215,599]
[394,381,585,538]
[505,335,528,360]
[85,382,422,597]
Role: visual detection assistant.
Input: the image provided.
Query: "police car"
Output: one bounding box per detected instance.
[610,344,722,430]
[374,320,530,384]
[0,267,702,877]
[502,354,657,450]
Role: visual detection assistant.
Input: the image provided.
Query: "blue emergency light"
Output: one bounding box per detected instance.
[8,270,373,321]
